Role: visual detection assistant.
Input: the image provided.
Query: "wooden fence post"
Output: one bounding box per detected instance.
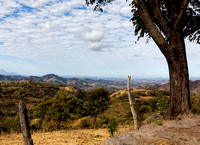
[127,76,138,130]
[19,101,34,145]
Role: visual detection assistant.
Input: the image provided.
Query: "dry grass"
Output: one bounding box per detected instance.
[61,86,78,93]
[110,88,147,98]
[0,127,131,145]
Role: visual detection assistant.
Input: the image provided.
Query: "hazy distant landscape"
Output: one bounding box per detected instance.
[0,73,168,92]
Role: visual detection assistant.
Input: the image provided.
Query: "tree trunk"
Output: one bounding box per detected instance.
[19,101,34,145]
[92,115,97,129]
[166,32,191,118]
[56,121,61,130]
[132,0,191,119]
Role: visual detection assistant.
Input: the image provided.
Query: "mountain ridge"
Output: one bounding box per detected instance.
[136,80,200,95]
[0,74,166,91]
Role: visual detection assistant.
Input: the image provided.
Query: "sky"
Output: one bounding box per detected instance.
[0,0,199,79]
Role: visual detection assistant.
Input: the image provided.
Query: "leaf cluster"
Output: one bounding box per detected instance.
[32,91,84,129]
[150,94,169,113]
[85,0,200,44]
[83,87,110,117]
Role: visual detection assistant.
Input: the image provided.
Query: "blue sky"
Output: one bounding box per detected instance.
[0,0,199,79]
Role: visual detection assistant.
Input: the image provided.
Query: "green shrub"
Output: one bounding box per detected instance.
[107,117,118,137]
[32,91,84,130]
[147,118,163,126]
[150,94,169,113]
[191,94,200,114]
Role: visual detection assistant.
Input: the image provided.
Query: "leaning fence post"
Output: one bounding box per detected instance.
[127,76,138,131]
[19,101,34,145]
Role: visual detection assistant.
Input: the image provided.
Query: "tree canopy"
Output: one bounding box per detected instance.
[84,87,110,127]
[86,0,200,44]
[33,91,83,129]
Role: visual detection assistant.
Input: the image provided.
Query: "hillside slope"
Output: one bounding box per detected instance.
[136,80,200,95]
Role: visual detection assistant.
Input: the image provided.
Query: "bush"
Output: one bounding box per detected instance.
[107,117,118,137]
[32,91,84,130]
[150,94,169,113]
[191,94,200,114]
[147,118,163,126]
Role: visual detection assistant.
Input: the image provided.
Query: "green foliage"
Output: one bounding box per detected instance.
[84,87,110,126]
[83,87,110,128]
[107,117,118,137]
[0,113,21,134]
[150,94,169,113]
[0,81,60,100]
[147,118,163,126]
[32,91,84,130]
[191,94,200,114]
[86,0,200,43]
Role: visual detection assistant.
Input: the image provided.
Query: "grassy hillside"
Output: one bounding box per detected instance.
[0,81,84,133]
[1,80,200,135]
[136,80,200,95]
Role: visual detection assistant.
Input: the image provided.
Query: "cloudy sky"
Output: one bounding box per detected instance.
[0,0,199,79]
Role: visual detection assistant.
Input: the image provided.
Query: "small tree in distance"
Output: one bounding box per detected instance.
[84,87,110,128]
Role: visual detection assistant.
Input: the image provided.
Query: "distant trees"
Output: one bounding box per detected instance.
[33,91,83,129]
[0,80,112,132]
[33,87,110,129]
[84,87,110,128]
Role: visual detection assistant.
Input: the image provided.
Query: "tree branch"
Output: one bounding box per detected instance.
[184,25,200,37]
[134,0,172,58]
[174,0,189,29]
[149,0,171,39]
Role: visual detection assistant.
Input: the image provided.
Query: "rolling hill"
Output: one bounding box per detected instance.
[136,80,200,95]
[0,74,166,92]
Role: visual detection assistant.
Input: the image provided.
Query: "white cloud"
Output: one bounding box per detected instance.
[79,28,111,51]
[88,42,110,51]
[0,0,21,18]
[80,29,104,41]
[0,0,198,78]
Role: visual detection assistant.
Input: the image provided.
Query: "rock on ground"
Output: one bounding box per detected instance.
[104,114,200,145]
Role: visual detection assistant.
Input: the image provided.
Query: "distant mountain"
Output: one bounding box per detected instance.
[136,80,200,95]
[0,74,166,92]
[0,73,199,94]
[0,69,18,76]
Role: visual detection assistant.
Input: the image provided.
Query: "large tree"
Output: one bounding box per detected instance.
[86,0,200,118]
